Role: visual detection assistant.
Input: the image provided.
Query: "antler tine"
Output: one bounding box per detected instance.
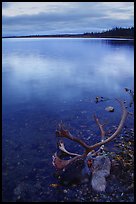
[94,114,105,141]
[58,140,81,157]
[93,114,107,153]
[53,98,130,169]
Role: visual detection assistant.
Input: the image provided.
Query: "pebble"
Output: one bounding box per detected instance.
[14,185,21,196]
[63,189,68,193]
[17,195,21,200]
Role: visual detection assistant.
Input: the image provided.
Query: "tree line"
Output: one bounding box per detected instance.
[83,27,134,38]
[2,27,134,39]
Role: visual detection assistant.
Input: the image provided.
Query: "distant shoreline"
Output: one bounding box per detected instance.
[2,36,134,39]
[2,27,134,39]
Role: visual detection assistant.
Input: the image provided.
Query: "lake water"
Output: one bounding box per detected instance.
[2,38,134,202]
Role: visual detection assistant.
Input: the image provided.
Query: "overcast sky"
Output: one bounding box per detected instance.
[2,2,134,36]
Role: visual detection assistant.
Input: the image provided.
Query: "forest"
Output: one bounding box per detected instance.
[2,27,134,39]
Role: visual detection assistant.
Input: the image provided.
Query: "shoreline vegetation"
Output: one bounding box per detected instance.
[2,27,134,39]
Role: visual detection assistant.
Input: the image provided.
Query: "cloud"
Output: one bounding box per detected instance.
[2,2,11,9]
[2,2,134,36]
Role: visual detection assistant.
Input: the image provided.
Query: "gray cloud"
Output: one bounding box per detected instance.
[2,2,134,36]
[2,2,11,9]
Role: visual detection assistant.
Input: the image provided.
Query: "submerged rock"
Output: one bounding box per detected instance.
[105,106,114,112]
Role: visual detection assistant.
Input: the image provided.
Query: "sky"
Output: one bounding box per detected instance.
[2,2,134,36]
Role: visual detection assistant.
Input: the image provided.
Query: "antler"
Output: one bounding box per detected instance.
[93,114,106,141]
[56,127,90,150]
[52,98,132,192]
[52,153,84,170]
[55,99,129,155]
[57,140,81,157]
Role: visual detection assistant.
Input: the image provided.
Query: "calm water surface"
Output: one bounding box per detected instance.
[2,38,134,201]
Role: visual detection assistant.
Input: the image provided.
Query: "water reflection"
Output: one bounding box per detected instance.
[103,39,134,47]
[2,38,134,107]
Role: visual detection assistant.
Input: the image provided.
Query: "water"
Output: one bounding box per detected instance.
[2,38,134,201]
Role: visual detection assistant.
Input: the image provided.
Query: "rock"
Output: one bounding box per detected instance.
[14,185,21,196]
[91,155,111,192]
[63,189,68,193]
[105,106,114,112]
